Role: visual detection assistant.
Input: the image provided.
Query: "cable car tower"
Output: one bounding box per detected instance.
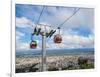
[30,6,80,71]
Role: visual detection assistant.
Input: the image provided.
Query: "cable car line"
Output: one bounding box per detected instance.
[58,8,80,28]
[32,6,45,36]
[36,6,45,25]
[53,8,80,44]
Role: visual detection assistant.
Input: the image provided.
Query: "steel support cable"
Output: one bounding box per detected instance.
[36,6,45,25]
[58,8,80,28]
[32,6,45,35]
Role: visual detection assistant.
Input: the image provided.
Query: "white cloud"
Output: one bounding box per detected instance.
[16,31,25,41]
[16,31,25,36]
[16,31,28,50]
[61,34,94,49]
[16,42,29,50]
[16,17,35,28]
[16,17,37,35]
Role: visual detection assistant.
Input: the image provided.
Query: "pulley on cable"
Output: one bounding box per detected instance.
[30,33,37,49]
[32,26,41,36]
[46,26,56,38]
[54,27,62,43]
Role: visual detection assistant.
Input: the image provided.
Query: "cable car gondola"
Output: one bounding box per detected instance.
[30,33,37,49]
[54,34,62,43]
[54,27,62,43]
[30,40,37,49]
[45,26,56,38]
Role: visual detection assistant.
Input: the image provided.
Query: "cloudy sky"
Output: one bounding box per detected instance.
[16,4,94,50]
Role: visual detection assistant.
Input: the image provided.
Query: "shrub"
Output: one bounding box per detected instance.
[48,67,59,71]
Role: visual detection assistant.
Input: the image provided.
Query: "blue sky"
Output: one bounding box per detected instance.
[16,4,94,50]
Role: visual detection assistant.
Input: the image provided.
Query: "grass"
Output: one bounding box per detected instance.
[79,63,94,69]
